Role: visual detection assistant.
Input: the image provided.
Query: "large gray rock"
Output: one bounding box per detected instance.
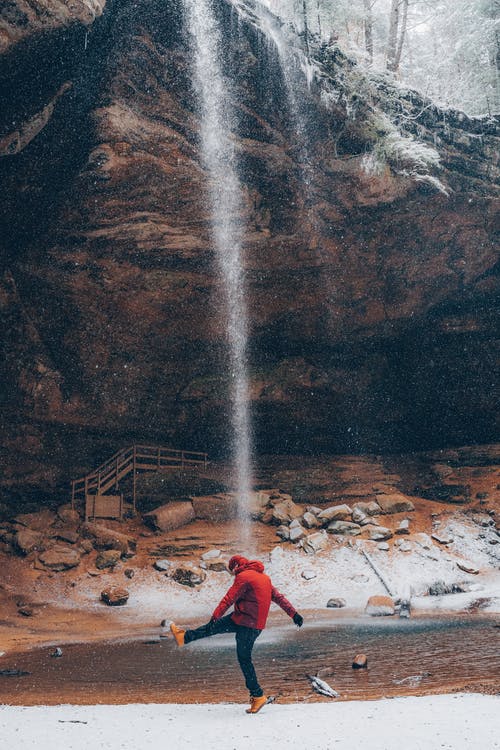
[301,530,328,554]
[265,499,303,525]
[368,526,393,541]
[289,524,306,543]
[376,494,415,514]
[327,597,346,608]
[352,501,381,516]
[143,502,195,532]
[318,504,353,524]
[302,511,321,529]
[327,521,361,536]
[39,545,81,571]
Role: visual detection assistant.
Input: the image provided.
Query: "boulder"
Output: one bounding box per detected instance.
[38,545,81,571]
[267,499,303,525]
[13,509,56,531]
[15,528,45,555]
[395,540,412,552]
[365,595,395,616]
[80,539,94,554]
[302,511,321,529]
[301,530,328,554]
[352,501,381,516]
[143,502,195,532]
[377,542,390,551]
[57,506,81,526]
[352,654,368,668]
[352,508,368,524]
[289,524,306,543]
[81,522,134,553]
[327,598,346,608]
[327,521,361,536]
[95,549,121,569]
[52,527,79,544]
[100,586,129,606]
[276,525,290,541]
[171,564,207,587]
[367,526,393,542]
[191,494,237,522]
[318,504,353,524]
[376,494,415,514]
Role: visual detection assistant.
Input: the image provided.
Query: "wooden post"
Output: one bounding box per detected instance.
[133,446,137,513]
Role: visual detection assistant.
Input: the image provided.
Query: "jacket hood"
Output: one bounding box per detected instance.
[228,555,265,574]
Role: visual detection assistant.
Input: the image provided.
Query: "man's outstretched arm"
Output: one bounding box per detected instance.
[271,586,303,626]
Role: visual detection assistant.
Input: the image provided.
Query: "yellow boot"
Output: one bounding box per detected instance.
[246,695,268,714]
[169,622,185,647]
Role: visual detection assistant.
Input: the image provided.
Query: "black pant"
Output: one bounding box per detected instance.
[184,614,263,697]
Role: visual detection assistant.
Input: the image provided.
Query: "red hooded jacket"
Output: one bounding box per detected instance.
[212,557,297,630]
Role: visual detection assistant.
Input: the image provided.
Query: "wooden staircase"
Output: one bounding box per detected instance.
[71,444,208,520]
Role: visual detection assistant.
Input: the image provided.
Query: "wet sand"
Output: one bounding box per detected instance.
[0,615,498,705]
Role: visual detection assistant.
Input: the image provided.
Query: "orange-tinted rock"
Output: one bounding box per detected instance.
[352,653,368,669]
[100,586,129,606]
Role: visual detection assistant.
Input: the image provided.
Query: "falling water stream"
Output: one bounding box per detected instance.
[182,0,252,543]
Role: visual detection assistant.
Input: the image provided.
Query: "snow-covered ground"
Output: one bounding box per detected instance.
[1,695,498,750]
[56,512,499,631]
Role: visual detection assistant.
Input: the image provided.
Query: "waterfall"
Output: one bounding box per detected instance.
[181,0,253,540]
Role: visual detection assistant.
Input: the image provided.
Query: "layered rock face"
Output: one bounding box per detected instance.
[0,0,498,497]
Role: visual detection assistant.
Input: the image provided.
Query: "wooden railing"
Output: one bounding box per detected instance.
[71,444,208,511]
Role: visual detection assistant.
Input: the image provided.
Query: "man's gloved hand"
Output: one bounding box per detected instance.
[293,613,304,627]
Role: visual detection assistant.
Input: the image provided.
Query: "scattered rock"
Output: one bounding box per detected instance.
[57,506,81,526]
[276,525,290,541]
[95,549,121,570]
[367,526,393,542]
[414,533,433,550]
[318,504,353,524]
[80,539,94,554]
[201,549,222,561]
[352,508,368,524]
[13,510,56,531]
[352,501,381,516]
[395,540,412,552]
[326,598,346,608]
[52,528,79,545]
[267,499,303,525]
[100,586,129,606]
[327,521,361,536]
[143,502,195,533]
[301,569,317,580]
[154,559,172,572]
[376,494,415,514]
[38,545,81,571]
[377,542,390,551]
[471,514,494,528]
[124,568,135,579]
[396,519,410,535]
[301,530,328,554]
[50,647,63,658]
[14,528,45,555]
[289,524,306,543]
[456,562,480,575]
[431,533,454,545]
[171,564,207,587]
[302,511,321,529]
[352,654,368,669]
[365,595,395,616]
[18,607,33,617]
[81,523,134,554]
[205,558,229,572]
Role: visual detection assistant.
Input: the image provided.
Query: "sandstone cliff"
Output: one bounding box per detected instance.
[0,0,498,499]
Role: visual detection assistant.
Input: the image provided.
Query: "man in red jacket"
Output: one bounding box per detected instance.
[170,554,303,714]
